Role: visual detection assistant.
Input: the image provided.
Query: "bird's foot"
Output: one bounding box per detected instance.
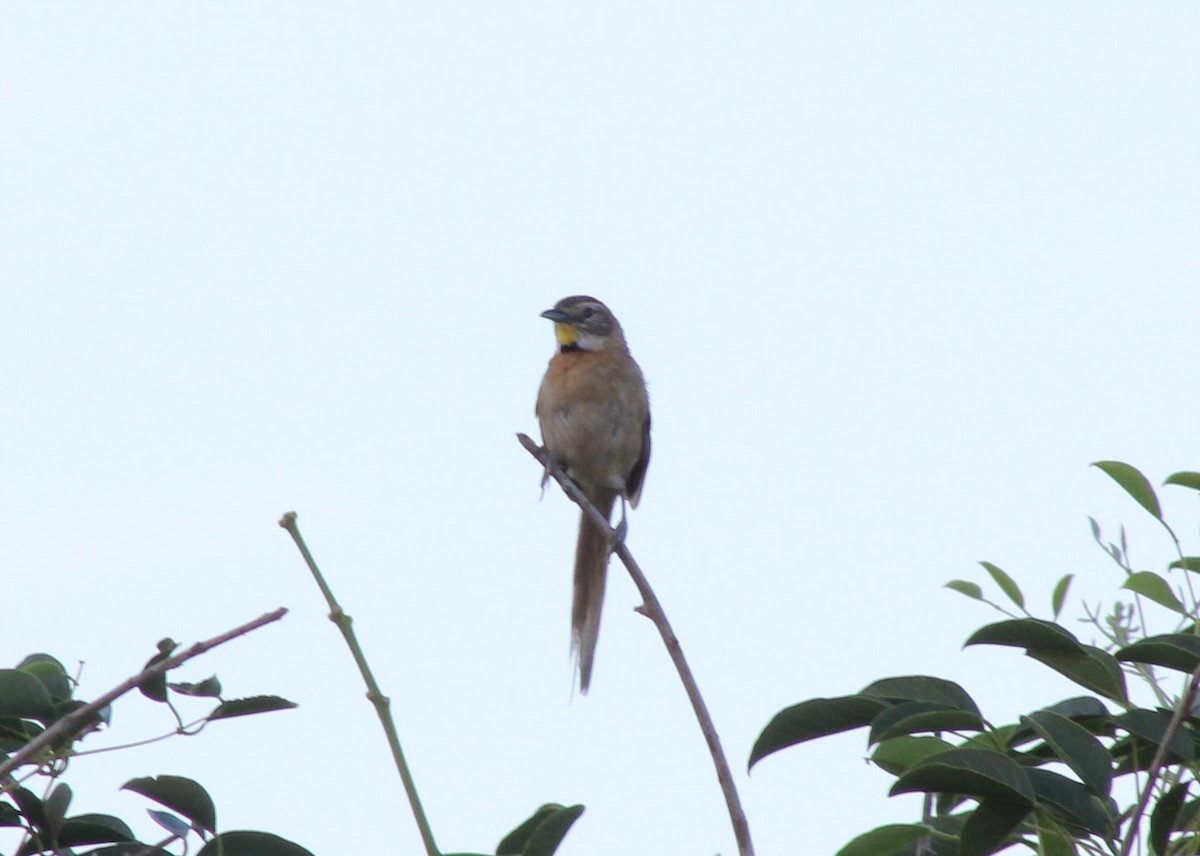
[608,495,629,550]
[538,449,559,500]
[610,514,628,548]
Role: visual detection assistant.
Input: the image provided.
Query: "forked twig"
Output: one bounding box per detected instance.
[0,609,288,784]
[517,432,755,856]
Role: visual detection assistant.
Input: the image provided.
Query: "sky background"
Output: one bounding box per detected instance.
[3,4,1199,855]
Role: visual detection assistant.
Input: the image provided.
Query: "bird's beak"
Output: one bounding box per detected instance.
[541,308,578,346]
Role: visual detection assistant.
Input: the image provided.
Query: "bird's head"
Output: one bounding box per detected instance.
[540,296,626,352]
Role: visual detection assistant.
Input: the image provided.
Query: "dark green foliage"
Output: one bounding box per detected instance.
[1019,711,1112,797]
[750,695,888,766]
[753,461,1200,856]
[208,695,298,720]
[0,646,306,856]
[496,804,585,856]
[1150,780,1190,856]
[169,676,222,698]
[1092,460,1162,520]
[2,641,579,856]
[1117,634,1200,673]
[0,670,56,723]
[122,775,217,834]
[833,823,939,856]
[194,831,317,856]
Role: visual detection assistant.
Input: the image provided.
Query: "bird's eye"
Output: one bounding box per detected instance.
[582,307,595,320]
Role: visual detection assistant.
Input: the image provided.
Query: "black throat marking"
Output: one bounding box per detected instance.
[559,342,583,354]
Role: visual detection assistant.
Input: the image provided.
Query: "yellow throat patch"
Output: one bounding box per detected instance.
[554,322,578,346]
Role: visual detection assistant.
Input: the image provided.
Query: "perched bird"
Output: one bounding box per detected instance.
[536,296,651,694]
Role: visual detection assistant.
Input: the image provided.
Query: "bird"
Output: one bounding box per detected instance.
[535,296,651,694]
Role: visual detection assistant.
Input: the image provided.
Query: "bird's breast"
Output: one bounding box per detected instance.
[536,349,649,492]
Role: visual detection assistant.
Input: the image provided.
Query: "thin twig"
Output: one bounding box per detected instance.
[517,432,755,856]
[0,609,287,783]
[278,512,440,856]
[72,715,211,757]
[1118,661,1200,856]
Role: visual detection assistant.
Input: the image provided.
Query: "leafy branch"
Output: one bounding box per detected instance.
[0,608,287,785]
[750,461,1200,856]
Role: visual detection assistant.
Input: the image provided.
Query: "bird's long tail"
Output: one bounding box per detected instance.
[573,489,617,694]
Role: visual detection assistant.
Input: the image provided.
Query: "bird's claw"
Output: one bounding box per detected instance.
[611,514,628,548]
[539,448,559,500]
[609,494,629,550]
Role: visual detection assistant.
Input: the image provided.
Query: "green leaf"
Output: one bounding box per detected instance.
[890,748,1035,804]
[959,799,1029,856]
[1027,645,1128,703]
[1151,780,1189,856]
[946,580,983,600]
[45,782,71,831]
[1164,471,1200,492]
[16,655,72,705]
[1116,634,1200,673]
[11,787,47,836]
[1020,712,1112,797]
[79,844,173,856]
[1039,696,1110,720]
[208,696,297,721]
[1122,571,1184,613]
[965,726,1019,753]
[965,619,1086,656]
[979,562,1024,609]
[498,805,563,855]
[1092,461,1162,520]
[868,702,984,745]
[169,677,222,698]
[0,801,22,826]
[0,669,56,721]
[871,736,956,776]
[1114,709,1194,761]
[859,676,982,715]
[121,775,216,833]
[1051,575,1073,620]
[749,695,887,768]
[1007,698,1111,750]
[834,823,935,856]
[196,831,315,856]
[58,814,136,847]
[520,804,584,856]
[1035,813,1078,856]
[1170,557,1200,573]
[497,804,584,856]
[1027,769,1115,836]
[138,642,177,703]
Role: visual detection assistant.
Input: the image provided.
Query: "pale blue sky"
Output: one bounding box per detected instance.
[3,5,1199,855]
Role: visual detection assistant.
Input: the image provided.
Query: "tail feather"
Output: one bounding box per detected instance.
[573,490,617,694]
